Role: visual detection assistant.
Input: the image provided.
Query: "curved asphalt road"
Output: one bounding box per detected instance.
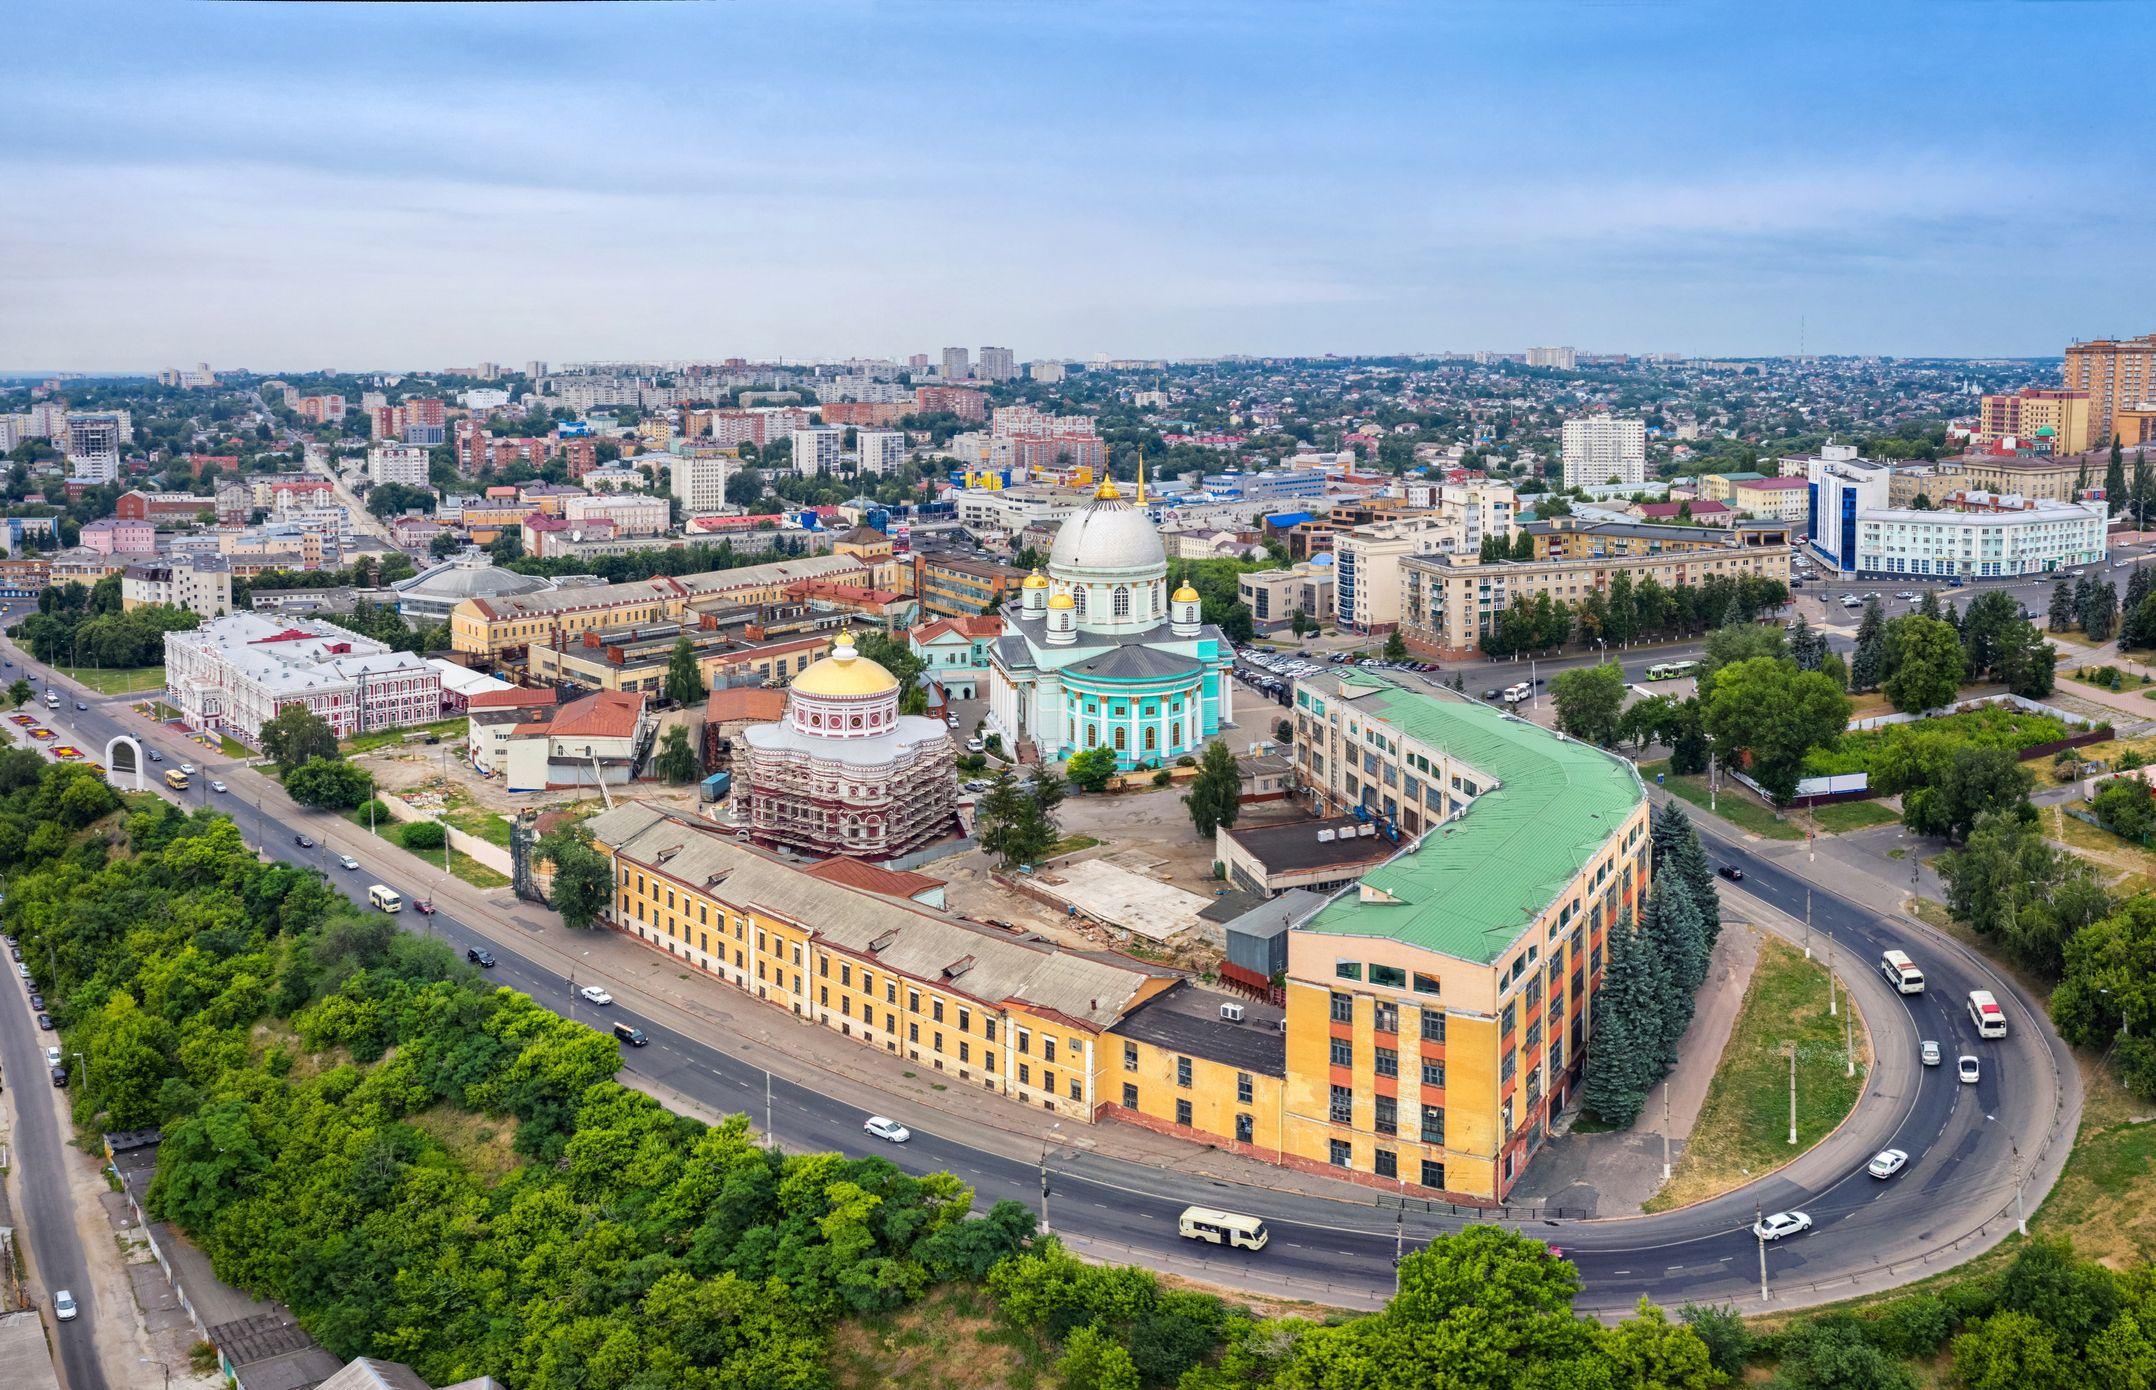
[0,628,2075,1327]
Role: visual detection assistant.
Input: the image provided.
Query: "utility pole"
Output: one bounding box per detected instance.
[1039,1123,1060,1235]
[1708,750,1718,813]
[765,1067,774,1149]
[1660,1078,1672,1180]
[1804,889,1812,960]
[1826,929,1836,1016]
[1785,1040,1798,1145]
[1845,988,1856,1078]
[1757,1207,1770,1302]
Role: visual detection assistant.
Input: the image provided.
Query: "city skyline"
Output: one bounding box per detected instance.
[7,1,2154,369]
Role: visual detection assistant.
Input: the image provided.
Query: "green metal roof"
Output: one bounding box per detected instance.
[1301,676,1644,965]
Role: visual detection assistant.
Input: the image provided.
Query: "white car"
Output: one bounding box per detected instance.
[1867,1148,1909,1179]
[336,854,359,870]
[1753,1210,1813,1241]
[179,762,196,775]
[210,780,228,793]
[964,738,985,753]
[579,986,614,1006]
[52,1289,75,1321]
[863,1115,911,1143]
[1958,1054,1980,1084]
[1920,1040,1941,1067]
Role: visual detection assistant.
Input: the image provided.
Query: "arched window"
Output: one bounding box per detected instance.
[1144,727,1157,752]
[1113,585,1131,618]
[1074,588,1089,618]
[1086,724,1098,747]
[1114,727,1127,752]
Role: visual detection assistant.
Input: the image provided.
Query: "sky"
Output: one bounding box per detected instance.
[4,1,2152,371]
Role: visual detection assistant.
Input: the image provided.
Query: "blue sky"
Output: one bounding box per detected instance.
[4,1,2150,370]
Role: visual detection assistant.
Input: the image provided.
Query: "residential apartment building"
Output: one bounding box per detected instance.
[116,490,215,525]
[1729,476,1812,524]
[1334,517,1461,634]
[793,425,844,475]
[1436,480,1517,552]
[669,454,732,513]
[563,493,668,537]
[857,430,907,477]
[1560,413,1647,488]
[120,556,233,618]
[1697,471,1763,502]
[1524,346,1577,369]
[1286,671,1648,1198]
[1238,561,1337,634]
[914,553,1026,618]
[367,444,430,487]
[165,613,443,745]
[914,385,988,421]
[1853,497,2106,579]
[1400,521,1792,656]
[63,414,124,483]
[1952,451,2099,505]
[940,347,971,380]
[78,517,156,556]
[977,346,1018,382]
[2064,334,2156,444]
[1977,387,2093,455]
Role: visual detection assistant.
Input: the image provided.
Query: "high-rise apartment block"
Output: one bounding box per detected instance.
[1525,346,1577,370]
[669,455,732,513]
[367,444,431,488]
[941,346,971,380]
[2063,335,2156,444]
[1976,387,2092,454]
[792,425,844,475]
[64,414,124,483]
[857,430,907,477]
[1560,413,1647,488]
[977,346,1017,381]
[526,360,548,379]
[1028,361,1066,383]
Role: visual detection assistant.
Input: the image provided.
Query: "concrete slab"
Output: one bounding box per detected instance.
[0,1310,60,1390]
[1027,858,1214,941]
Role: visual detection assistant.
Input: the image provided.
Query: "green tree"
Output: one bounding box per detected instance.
[1055,1324,1141,1390]
[662,636,706,706]
[397,819,446,851]
[1678,1304,1752,1380]
[1583,913,1655,1124]
[1383,630,1408,661]
[2108,436,2127,516]
[1601,1299,1726,1390]
[1881,614,1964,713]
[1773,1316,1916,1390]
[1550,663,1627,746]
[1703,658,1852,806]
[284,756,373,811]
[652,724,699,784]
[261,704,338,773]
[1066,746,1118,793]
[1900,744,2031,844]
[2049,579,2076,633]
[1952,1311,2073,1390]
[1183,740,1242,838]
[4,678,27,708]
[538,824,612,929]
[855,629,929,716]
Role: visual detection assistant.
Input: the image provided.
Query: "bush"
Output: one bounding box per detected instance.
[1803,706,2073,779]
[398,820,446,851]
[1869,1291,1957,1359]
[1151,770,1171,787]
[1177,755,1197,768]
[1678,1303,1752,1377]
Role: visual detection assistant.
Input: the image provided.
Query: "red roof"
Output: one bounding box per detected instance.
[546,689,646,739]
[803,858,946,898]
[467,687,558,712]
[912,614,1003,644]
[704,687,787,724]
[1736,477,1810,491]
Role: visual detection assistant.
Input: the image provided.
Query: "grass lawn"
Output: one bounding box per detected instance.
[445,807,513,848]
[340,717,466,757]
[218,735,249,760]
[51,665,164,695]
[346,810,513,889]
[828,1284,1052,1390]
[1809,801,1900,834]
[1043,833,1102,859]
[2040,805,2156,898]
[1639,760,1804,841]
[1643,936,1870,1213]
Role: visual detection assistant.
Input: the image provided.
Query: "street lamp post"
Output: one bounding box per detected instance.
[1784,1040,1798,1146]
[1756,1207,1770,1302]
[72,1049,87,1094]
[139,1358,170,1390]
[1039,1122,1061,1235]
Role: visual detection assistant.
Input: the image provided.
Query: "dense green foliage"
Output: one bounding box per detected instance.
[1803,707,2075,779]
[1182,739,1241,838]
[536,823,612,929]
[1481,572,1787,660]
[975,769,1064,868]
[1703,656,1852,806]
[21,577,203,665]
[1551,662,1627,746]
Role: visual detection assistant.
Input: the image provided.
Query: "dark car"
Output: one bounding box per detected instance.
[28,993,43,1011]
[1481,689,1501,701]
[413,899,436,915]
[7,947,17,962]
[467,947,496,968]
[612,1022,649,1047]
[49,1065,66,1088]
[294,833,314,848]
[73,702,85,711]
[1717,864,1745,882]
[147,749,162,762]
[36,1012,51,1031]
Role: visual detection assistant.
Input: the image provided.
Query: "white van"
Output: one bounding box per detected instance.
[1502,682,1532,704]
[367,884,403,914]
[1178,1206,1269,1251]
[1967,989,2007,1039]
[1879,949,1925,995]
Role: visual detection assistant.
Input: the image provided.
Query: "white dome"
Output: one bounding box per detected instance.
[1048,500,1165,577]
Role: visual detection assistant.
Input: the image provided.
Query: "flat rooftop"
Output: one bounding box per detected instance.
[1298,673,1644,964]
[1221,814,1399,875]
[1113,981,1286,1077]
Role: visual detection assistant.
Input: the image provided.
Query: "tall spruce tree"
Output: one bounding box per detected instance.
[2048,579,2075,633]
[1583,912,1654,1125]
[1850,597,1889,691]
[1658,804,1723,954]
[2108,436,2127,516]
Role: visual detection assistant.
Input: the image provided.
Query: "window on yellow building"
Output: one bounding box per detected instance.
[1329,1038,1352,1067]
[1237,1073,1253,1103]
[1175,1056,1191,1087]
[1124,1042,1138,1070]
[1329,1085,1352,1124]
[1329,992,1353,1023]
[1328,1139,1351,1167]
[1123,1083,1138,1108]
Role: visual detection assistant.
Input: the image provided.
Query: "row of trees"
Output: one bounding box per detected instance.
[260,704,375,810]
[1582,803,1722,1125]
[20,574,204,668]
[1848,591,2055,713]
[1479,571,1789,660]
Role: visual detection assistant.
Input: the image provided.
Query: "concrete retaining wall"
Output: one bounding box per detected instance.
[368,789,515,876]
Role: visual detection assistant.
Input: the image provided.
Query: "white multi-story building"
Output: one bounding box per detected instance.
[463,388,511,413]
[1560,413,1647,488]
[121,555,233,618]
[669,455,732,513]
[1333,517,1464,633]
[857,430,907,477]
[367,443,431,487]
[565,493,669,537]
[1854,498,2107,580]
[165,612,444,746]
[1807,455,1893,572]
[1526,346,1577,370]
[1436,480,1518,551]
[977,346,1017,381]
[64,414,123,484]
[1028,361,1065,383]
[792,424,844,475]
[941,346,971,380]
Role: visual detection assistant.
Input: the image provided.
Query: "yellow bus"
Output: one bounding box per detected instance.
[367,884,403,914]
[163,768,190,791]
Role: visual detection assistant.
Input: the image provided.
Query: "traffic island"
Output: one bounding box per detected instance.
[1643,936,1872,1213]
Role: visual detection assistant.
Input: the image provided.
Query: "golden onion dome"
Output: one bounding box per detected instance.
[1093,475,1122,501]
[790,630,900,698]
[1022,569,1050,589]
[1172,583,1201,603]
[1047,592,1076,610]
